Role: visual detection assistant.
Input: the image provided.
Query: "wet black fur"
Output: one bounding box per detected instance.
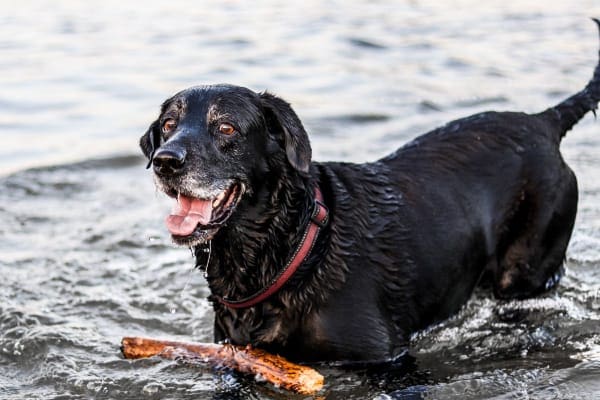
[140,23,600,364]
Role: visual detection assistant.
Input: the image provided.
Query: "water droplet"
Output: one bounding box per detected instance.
[520,349,528,357]
[142,382,165,395]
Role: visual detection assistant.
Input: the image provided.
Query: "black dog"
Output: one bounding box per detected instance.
[140,23,600,364]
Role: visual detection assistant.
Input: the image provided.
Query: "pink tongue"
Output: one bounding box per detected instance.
[165,194,213,236]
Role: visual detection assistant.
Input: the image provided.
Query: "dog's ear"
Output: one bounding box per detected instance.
[260,92,312,175]
[139,120,161,169]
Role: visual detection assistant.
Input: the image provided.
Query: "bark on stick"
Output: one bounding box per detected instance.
[121,336,324,394]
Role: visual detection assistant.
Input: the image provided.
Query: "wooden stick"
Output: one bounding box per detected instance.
[121,336,324,394]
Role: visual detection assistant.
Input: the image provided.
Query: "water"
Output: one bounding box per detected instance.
[2,1,600,398]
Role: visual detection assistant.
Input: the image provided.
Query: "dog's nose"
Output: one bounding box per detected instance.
[153,148,186,175]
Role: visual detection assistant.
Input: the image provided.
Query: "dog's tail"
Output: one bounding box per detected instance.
[541,18,600,139]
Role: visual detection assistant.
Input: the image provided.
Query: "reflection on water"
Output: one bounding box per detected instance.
[2,1,600,399]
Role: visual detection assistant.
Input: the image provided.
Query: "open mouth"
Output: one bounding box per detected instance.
[165,182,243,244]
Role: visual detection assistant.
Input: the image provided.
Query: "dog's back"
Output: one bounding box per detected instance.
[301,22,600,359]
[375,18,600,304]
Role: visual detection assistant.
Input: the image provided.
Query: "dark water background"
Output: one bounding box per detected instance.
[2,1,600,399]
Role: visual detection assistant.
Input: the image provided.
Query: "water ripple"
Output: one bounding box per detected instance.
[2,2,600,399]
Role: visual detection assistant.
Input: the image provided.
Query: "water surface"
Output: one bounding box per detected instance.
[2,1,600,399]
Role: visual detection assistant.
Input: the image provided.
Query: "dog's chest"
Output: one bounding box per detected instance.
[215,307,332,360]
[215,302,394,363]
[215,303,299,345]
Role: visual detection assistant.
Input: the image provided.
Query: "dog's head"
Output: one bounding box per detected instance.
[140,84,311,245]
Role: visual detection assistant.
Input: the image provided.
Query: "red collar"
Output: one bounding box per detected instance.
[217,186,329,309]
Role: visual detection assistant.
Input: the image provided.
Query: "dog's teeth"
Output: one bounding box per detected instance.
[212,191,227,208]
[213,192,225,208]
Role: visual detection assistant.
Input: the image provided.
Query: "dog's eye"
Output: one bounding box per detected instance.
[219,123,236,135]
[162,119,177,134]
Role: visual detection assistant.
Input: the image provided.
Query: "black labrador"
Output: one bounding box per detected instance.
[140,24,600,364]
